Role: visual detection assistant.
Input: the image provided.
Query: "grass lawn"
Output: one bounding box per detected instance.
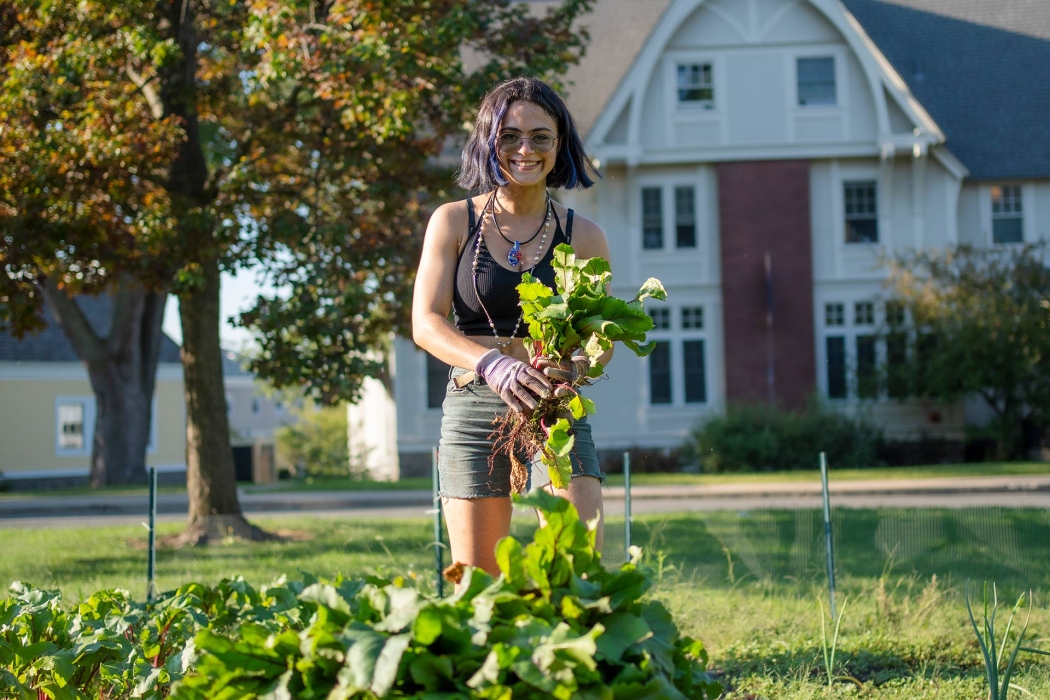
[3,507,1049,698]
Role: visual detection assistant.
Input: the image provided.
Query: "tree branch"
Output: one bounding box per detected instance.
[125,62,165,120]
[38,276,104,364]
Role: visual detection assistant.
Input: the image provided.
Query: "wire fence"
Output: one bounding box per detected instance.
[131,459,1050,600]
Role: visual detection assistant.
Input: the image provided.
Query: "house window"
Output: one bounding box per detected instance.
[674,186,697,248]
[642,187,663,249]
[251,397,260,414]
[225,393,235,417]
[854,301,874,326]
[844,181,878,243]
[649,341,672,404]
[991,185,1023,244]
[856,334,878,398]
[649,307,670,330]
[797,57,836,106]
[681,306,704,329]
[886,331,908,398]
[683,340,706,404]
[57,402,86,451]
[825,303,844,326]
[886,301,905,327]
[826,336,846,399]
[426,352,451,409]
[677,63,713,108]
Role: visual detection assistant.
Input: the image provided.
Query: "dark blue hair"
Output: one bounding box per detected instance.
[457,77,599,193]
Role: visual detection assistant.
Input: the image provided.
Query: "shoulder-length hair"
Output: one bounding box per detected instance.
[457,77,599,193]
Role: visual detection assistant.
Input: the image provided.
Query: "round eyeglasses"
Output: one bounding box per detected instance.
[496,132,558,153]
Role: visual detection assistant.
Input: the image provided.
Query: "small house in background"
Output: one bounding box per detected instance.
[0,296,186,488]
[365,0,1050,478]
[223,351,295,484]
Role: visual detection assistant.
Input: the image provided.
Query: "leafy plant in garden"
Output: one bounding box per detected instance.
[966,582,1050,700]
[1,492,719,699]
[497,244,666,490]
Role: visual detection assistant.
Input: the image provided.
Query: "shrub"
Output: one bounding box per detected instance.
[682,400,884,473]
[275,403,361,479]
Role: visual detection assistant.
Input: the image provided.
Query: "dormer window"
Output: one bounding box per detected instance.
[677,63,713,109]
[797,57,836,106]
[991,185,1023,244]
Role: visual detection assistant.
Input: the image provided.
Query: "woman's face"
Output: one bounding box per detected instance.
[496,101,559,190]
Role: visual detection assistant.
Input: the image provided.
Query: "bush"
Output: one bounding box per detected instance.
[275,403,362,479]
[682,401,884,473]
[1,492,721,700]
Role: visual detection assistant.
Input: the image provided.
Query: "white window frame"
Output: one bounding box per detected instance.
[675,62,715,111]
[795,55,837,108]
[646,304,710,408]
[789,46,848,116]
[664,52,722,121]
[55,396,96,457]
[636,174,707,255]
[979,183,1036,247]
[816,298,891,402]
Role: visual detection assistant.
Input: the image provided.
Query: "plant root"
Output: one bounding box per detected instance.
[489,408,549,495]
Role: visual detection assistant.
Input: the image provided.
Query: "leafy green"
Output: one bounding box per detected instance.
[1,494,720,699]
[516,243,667,484]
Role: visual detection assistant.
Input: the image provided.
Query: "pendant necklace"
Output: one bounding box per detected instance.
[493,193,551,267]
[472,192,555,348]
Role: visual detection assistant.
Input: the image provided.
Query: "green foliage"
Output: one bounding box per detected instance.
[885,243,1050,458]
[274,403,358,479]
[965,583,1050,700]
[0,494,720,699]
[517,244,667,486]
[683,401,884,473]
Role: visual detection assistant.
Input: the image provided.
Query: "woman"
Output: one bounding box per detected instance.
[411,77,612,577]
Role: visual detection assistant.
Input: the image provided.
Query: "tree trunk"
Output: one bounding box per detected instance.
[174,255,274,545]
[40,277,166,487]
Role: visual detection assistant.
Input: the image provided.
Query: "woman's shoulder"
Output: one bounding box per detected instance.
[554,204,607,254]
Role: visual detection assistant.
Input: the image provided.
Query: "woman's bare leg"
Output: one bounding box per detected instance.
[441,496,513,577]
[543,475,604,552]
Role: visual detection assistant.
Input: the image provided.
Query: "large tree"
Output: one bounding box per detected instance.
[885,243,1050,459]
[1,1,593,542]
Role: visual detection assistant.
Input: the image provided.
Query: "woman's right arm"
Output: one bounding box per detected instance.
[411,202,491,370]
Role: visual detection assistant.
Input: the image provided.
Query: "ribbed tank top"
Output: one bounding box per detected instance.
[453,198,574,337]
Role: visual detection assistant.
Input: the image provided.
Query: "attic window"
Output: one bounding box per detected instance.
[797,57,836,106]
[677,63,713,109]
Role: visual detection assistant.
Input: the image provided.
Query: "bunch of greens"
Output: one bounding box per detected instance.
[0,493,720,699]
[512,243,667,489]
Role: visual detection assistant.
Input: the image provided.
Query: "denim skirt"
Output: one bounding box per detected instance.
[438,368,605,499]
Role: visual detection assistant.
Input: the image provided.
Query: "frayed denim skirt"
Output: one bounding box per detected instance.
[438,367,605,499]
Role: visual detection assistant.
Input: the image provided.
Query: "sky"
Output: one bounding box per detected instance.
[161,266,270,351]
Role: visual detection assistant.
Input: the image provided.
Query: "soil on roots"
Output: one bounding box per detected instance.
[159,514,284,547]
[489,407,549,495]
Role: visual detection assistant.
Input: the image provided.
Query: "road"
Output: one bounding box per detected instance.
[1,475,1048,528]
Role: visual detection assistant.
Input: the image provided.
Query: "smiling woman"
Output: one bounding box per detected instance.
[410,77,605,577]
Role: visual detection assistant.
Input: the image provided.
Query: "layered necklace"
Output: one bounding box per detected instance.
[472,191,553,348]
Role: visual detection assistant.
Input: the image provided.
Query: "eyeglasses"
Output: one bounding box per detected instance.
[496,132,558,153]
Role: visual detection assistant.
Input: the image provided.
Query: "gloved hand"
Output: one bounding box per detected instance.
[535,355,591,396]
[475,348,551,414]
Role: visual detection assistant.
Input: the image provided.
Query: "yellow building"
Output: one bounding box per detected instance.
[0,298,186,487]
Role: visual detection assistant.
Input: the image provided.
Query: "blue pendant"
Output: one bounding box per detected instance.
[508,241,522,266]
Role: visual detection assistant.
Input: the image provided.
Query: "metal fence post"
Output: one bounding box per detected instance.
[432,447,443,597]
[147,466,157,603]
[623,451,632,557]
[819,451,837,619]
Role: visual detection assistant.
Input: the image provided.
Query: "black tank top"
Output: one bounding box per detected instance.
[453,198,574,337]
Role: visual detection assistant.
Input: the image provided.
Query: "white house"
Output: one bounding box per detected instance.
[361,0,1050,477]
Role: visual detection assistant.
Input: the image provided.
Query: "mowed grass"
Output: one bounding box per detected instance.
[3,508,1049,698]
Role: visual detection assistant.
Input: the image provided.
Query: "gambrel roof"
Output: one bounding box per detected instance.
[556,0,1050,180]
[841,0,1050,181]
[0,295,181,364]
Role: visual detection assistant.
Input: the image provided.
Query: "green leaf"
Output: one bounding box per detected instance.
[495,537,527,588]
[636,278,668,302]
[371,633,411,696]
[595,613,653,662]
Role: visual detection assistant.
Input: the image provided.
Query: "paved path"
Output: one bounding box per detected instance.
[1,475,1048,528]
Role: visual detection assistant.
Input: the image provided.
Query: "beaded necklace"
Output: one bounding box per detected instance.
[471,191,553,348]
